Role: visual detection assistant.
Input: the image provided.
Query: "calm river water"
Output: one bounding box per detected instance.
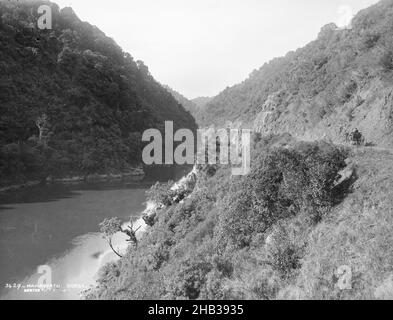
[0,164,192,300]
[0,180,156,300]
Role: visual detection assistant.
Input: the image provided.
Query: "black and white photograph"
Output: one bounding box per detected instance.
[0,0,393,307]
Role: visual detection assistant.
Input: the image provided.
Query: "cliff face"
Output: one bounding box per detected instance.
[199,0,393,147]
[254,77,393,146]
[0,1,197,184]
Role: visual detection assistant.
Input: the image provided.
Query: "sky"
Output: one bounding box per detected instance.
[54,0,380,99]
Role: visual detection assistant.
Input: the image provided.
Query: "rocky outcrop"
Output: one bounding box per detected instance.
[252,78,393,148]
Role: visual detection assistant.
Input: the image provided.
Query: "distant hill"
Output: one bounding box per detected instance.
[0,0,197,185]
[164,86,213,126]
[199,0,393,148]
[191,96,212,109]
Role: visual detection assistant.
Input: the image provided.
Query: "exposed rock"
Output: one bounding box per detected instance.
[334,162,356,188]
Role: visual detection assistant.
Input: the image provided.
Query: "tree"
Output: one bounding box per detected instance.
[36,114,51,146]
[99,217,141,258]
[122,219,141,248]
[136,60,151,77]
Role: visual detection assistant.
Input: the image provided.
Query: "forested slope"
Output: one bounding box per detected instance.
[199,0,393,148]
[0,0,197,185]
[163,85,198,118]
[164,86,213,125]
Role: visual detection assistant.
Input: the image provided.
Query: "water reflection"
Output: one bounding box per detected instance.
[0,165,192,299]
[0,181,149,299]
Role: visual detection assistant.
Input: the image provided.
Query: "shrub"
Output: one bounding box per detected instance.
[217,142,349,248]
[146,181,176,207]
[379,49,393,71]
[265,225,304,279]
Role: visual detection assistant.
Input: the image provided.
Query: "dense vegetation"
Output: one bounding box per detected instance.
[164,85,199,118]
[0,0,197,185]
[3,0,391,300]
[199,0,393,147]
[87,135,359,300]
[191,96,212,110]
[86,0,393,300]
[163,86,212,125]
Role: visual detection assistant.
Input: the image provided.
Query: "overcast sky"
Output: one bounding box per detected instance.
[55,0,379,99]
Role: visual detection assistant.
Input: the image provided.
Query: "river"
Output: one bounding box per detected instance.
[0,167,190,300]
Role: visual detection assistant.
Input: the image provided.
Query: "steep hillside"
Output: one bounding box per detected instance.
[164,85,198,116]
[0,0,197,185]
[164,86,213,125]
[89,133,393,300]
[192,96,212,109]
[199,0,393,148]
[86,0,393,300]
